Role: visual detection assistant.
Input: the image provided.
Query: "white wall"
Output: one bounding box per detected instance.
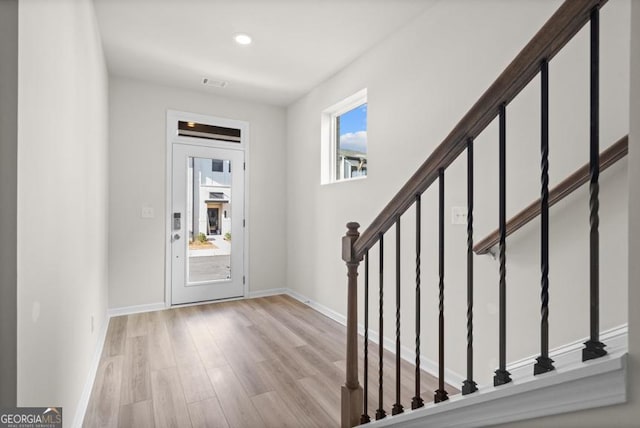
[286,0,630,386]
[0,0,18,408]
[17,0,109,425]
[108,76,287,309]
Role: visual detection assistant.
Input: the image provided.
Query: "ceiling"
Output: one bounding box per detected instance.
[93,0,435,106]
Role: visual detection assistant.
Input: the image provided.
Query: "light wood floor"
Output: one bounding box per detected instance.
[83,295,452,427]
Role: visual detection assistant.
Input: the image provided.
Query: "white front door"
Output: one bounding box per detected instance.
[171,143,245,304]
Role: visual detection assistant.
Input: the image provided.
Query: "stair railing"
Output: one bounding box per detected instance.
[340,1,616,426]
[474,135,628,255]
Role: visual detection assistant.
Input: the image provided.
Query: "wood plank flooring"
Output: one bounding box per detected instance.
[84,295,453,427]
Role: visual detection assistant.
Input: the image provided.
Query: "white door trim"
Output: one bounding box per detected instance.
[165,110,250,307]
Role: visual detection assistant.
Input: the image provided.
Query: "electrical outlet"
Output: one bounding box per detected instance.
[141,206,155,218]
[451,206,467,225]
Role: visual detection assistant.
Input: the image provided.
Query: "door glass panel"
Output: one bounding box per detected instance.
[187,157,232,283]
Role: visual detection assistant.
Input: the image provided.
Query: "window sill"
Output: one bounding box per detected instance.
[321,175,367,186]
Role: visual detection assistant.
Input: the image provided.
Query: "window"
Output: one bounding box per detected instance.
[321,89,367,184]
[335,104,367,181]
[178,121,241,143]
[209,192,226,199]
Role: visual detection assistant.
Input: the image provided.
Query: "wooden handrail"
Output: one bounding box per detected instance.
[353,0,607,259]
[473,135,628,255]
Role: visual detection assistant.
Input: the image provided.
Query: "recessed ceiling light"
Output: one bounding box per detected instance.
[234,33,252,45]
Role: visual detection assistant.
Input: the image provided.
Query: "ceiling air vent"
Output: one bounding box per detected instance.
[202,77,228,88]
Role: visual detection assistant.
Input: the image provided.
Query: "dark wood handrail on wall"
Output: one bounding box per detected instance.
[474,135,628,255]
[341,1,611,427]
[352,0,607,259]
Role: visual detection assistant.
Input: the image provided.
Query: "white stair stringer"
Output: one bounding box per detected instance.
[368,335,627,427]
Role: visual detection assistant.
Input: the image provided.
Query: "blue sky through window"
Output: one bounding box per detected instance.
[339,103,367,154]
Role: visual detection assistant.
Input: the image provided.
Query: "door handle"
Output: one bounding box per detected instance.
[172,233,181,241]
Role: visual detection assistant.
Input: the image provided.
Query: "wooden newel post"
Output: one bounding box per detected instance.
[342,222,363,428]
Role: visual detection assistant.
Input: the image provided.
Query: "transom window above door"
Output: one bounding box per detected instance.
[177,120,241,143]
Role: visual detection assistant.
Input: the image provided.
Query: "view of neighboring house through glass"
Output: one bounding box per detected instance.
[187,157,232,282]
[336,103,367,181]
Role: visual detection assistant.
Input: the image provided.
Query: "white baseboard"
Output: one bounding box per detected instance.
[71,313,109,428]
[361,325,466,387]
[281,289,630,391]
[107,289,288,318]
[283,288,465,387]
[286,288,347,325]
[107,302,167,317]
[247,288,288,299]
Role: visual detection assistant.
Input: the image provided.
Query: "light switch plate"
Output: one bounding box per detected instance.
[141,206,155,218]
[451,206,467,225]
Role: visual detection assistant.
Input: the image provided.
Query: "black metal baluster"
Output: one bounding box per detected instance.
[376,234,387,420]
[494,103,512,386]
[412,195,425,409]
[434,168,449,403]
[583,5,607,362]
[392,219,404,415]
[361,251,371,424]
[462,139,478,394]
[535,59,555,375]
